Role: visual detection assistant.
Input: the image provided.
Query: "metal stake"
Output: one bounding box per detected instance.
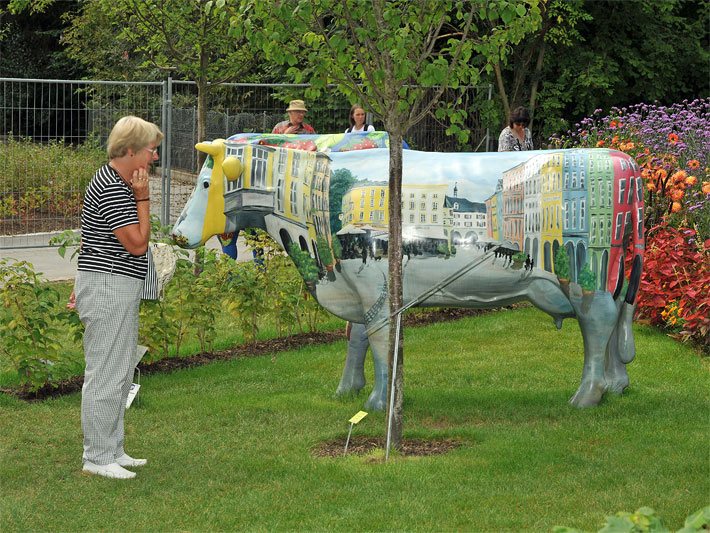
[385,312,402,461]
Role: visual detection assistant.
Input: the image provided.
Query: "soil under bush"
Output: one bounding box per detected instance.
[1,307,501,402]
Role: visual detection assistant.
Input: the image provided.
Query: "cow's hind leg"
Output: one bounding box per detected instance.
[569,290,619,407]
[335,322,368,397]
[605,254,642,394]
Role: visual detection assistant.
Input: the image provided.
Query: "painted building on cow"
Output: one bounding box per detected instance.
[540,153,563,271]
[445,187,487,244]
[223,142,332,259]
[483,149,643,291]
[341,181,388,228]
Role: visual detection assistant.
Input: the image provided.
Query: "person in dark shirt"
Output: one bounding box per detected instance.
[72,115,162,480]
[272,99,316,134]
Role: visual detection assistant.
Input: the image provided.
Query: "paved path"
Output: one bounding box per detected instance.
[0,232,251,282]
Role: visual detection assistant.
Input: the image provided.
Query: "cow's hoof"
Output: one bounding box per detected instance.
[606,376,629,395]
[569,381,606,408]
[365,393,386,412]
[335,381,365,398]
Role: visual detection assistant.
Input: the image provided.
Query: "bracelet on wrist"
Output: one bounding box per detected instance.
[136,197,150,203]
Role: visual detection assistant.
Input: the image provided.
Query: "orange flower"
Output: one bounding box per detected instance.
[671,201,682,212]
[620,141,635,151]
[702,181,710,194]
[668,133,679,144]
[685,175,698,187]
[596,140,606,147]
[611,135,619,145]
[609,120,619,128]
[655,168,668,181]
[670,189,684,201]
[687,159,700,170]
[671,170,688,184]
[646,181,657,192]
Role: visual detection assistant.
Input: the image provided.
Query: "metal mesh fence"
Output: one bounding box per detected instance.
[1,77,492,246]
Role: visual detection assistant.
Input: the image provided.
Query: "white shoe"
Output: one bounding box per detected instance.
[116,453,147,467]
[83,461,136,479]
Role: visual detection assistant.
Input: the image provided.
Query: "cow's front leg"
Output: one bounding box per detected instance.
[364,322,390,411]
[569,289,618,408]
[335,322,368,397]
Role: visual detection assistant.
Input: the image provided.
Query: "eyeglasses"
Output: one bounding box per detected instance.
[144,147,159,156]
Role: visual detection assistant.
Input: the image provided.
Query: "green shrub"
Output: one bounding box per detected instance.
[0,259,83,390]
[554,246,570,280]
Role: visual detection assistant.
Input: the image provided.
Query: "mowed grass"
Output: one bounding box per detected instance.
[0,306,707,531]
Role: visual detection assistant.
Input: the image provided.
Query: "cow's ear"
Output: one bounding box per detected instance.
[223,157,243,182]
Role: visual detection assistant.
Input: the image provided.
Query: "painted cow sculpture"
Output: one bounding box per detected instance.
[172,132,644,410]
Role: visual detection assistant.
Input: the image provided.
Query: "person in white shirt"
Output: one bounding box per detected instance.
[345,104,375,133]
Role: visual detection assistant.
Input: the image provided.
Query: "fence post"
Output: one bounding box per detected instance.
[161,76,173,226]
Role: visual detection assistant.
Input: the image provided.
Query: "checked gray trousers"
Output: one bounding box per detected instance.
[75,271,143,466]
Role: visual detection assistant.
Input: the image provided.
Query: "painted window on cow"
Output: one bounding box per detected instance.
[607,181,613,207]
[290,182,298,215]
[637,207,643,238]
[580,199,585,230]
[277,149,287,174]
[618,179,626,205]
[251,147,268,189]
[591,181,596,207]
[291,151,301,176]
[615,213,623,240]
[276,176,284,212]
[599,179,605,207]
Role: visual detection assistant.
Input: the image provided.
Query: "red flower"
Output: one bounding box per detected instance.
[668,133,679,144]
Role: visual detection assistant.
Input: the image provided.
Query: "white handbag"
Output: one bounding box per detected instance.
[141,243,177,300]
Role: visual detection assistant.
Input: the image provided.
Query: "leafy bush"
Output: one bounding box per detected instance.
[550,100,710,349]
[578,265,597,292]
[554,505,709,533]
[636,226,709,350]
[0,259,83,390]
[554,246,570,280]
[0,138,105,224]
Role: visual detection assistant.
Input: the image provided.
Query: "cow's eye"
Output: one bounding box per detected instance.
[202,181,210,189]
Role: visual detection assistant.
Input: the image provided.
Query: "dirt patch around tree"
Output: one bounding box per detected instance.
[2,307,509,402]
[312,436,464,459]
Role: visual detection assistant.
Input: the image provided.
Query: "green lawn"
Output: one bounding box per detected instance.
[0,307,707,531]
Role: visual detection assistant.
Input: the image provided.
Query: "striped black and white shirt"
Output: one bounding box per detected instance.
[78,164,148,280]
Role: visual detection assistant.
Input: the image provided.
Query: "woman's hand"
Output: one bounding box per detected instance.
[130,167,150,201]
[67,290,76,310]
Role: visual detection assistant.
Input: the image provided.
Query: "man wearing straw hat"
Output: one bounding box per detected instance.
[272,99,316,134]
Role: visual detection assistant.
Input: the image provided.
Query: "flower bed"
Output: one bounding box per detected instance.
[551,99,709,350]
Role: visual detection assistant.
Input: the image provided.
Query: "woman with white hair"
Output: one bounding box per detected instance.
[72,115,163,479]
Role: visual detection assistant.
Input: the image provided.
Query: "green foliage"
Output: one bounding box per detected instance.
[554,246,570,279]
[243,0,541,143]
[288,242,319,283]
[512,251,528,263]
[554,505,710,533]
[0,259,82,390]
[578,265,597,292]
[0,139,104,226]
[48,230,81,261]
[315,236,334,268]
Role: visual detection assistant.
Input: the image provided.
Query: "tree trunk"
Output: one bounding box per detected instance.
[387,129,405,450]
[196,50,209,169]
[493,63,510,124]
